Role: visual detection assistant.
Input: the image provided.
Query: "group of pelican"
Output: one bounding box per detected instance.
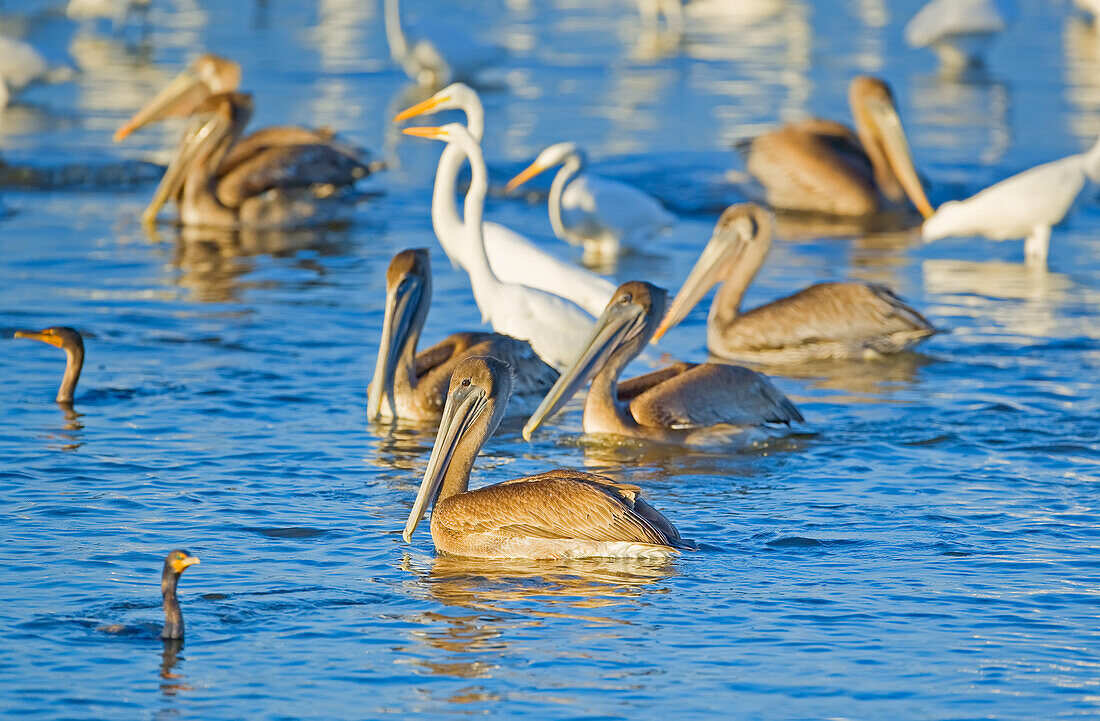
[18,41,1095,564]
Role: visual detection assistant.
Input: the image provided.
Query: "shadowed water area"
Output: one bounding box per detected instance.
[2,0,1100,718]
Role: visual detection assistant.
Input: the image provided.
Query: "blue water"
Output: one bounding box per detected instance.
[2,0,1100,718]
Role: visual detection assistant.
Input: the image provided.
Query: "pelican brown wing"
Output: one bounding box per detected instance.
[728,282,936,356]
[629,363,803,429]
[215,143,369,209]
[412,332,557,403]
[442,471,690,549]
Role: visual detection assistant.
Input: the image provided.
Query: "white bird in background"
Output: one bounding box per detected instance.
[1076,0,1100,22]
[905,0,1011,68]
[404,123,596,370]
[66,0,152,32]
[393,83,616,317]
[505,142,677,264]
[922,137,1100,265]
[0,35,52,109]
[382,0,503,88]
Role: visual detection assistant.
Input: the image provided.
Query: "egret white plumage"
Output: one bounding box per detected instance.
[404,123,596,370]
[67,0,152,32]
[922,136,1100,265]
[383,0,503,88]
[505,142,677,263]
[393,84,616,317]
[0,35,50,109]
[905,0,1010,68]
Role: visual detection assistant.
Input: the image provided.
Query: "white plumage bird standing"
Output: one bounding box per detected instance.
[905,0,1011,68]
[383,0,503,88]
[922,137,1100,265]
[505,142,676,264]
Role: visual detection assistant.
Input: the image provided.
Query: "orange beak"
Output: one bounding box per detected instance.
[393,95,449,124]
[504,160,547,194]
[14,330,63,348]
[401,126,446,140]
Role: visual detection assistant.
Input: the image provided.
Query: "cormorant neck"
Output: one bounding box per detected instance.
[58,344,84,405]
[161,570,184,641]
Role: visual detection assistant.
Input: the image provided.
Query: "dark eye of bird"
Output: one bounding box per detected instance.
[461,378,471,387]
[619,294,632,304]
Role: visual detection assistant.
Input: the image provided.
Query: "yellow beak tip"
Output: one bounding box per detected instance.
[521,427,534,442]
[401,530,413,543]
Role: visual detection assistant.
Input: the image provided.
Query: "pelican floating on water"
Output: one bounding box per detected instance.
[14,327,84,404]
[905,0,1010,69]
[653,204,937,362]
[403,123,596,369]
[369,248,558,421]
[505,142,676,264]
[922,136,1100,266]
[393,84,615,317]
[383,0,503,88]
[403,355,693,559]
[142,92,372,229]
[523,280,803,446]
[737,76,933,219]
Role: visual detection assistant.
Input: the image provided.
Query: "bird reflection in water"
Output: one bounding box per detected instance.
[158,638,192,696]
[159,225,351,303]
[399,553,673,678]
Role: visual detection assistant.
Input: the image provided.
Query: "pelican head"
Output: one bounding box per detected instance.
[15,326,85,404]
[403,355,514,542]
[653,203,773,342]
[115,54,242,142]
[143,92,254,227]
[368,248,433,419]
[848,76,933,219]
[523,281,664,440]
[392,83,481,131]
[504,142,583,194]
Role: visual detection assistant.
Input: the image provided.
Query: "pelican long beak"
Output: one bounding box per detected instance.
[114,69,210,142]
[866,95,933,219]
[404,383,487,542]
[142,110,230,227]
[401,126,446,140]
[393,94,451,124]
[14,330,63,348]
[652,228,744,342]
[170,555,201,573]
[504,159,549,194]
[367,278,422,419]
[523,301,647,440]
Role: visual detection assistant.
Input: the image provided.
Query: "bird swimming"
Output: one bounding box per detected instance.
[402,123,597,369]
[368,248,558,422]
[142,92,370,229]
[393,83,615,316]
[652,204,937,362]
[14,326,84,404]
[98,550,200,640]
[737,76,933,219]
[922,136,1100,266]
[403,355,693,559]
[504,141,675,264]
[523,280,803,447]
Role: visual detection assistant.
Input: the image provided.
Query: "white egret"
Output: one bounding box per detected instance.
[393,84,616,317]
[404,123,596,370]
[922,137,1100,265]
[0,35,51,109]
[905,0,1010,68]
[505,142,677,263]
[383,0,503,88]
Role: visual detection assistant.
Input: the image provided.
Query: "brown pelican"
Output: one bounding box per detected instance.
[738,76,934,219]
[142,92,370,229]
[14,326,84,404]
[653,204,937,362]
[403,355,693,559]
[523,281,803,447]
[369,248,558,421]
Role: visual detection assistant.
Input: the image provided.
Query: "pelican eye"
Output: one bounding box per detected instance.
[460,378,471,387]
[618,293,632,305]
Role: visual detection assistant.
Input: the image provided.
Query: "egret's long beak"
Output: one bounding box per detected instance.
[367,278,422,419]
[401,126,446,140]
[504,159,549,194]
[393,94,451,124]
[403,383,488,542]
[522,301,647,440]
[866,95,933,219]
[114,69,209,142]
[652,229,744,342]
[15,329,60,347]
[171,555,201,573]
[142,111,230,227]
